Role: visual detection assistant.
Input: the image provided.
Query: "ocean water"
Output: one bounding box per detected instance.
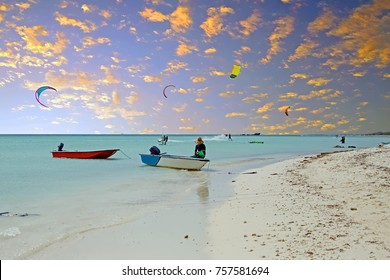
[0,134,388,259]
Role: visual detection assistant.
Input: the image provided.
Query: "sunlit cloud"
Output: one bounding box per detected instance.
[234,46,251,56]
[261,15,294,64]
[139,8,168,22]
[307,77,332,87]
[326,0,390,69]
[15,26,69,57]
[179,126,196,131]
[239,10,261,37]
[256,102,273,113]
[55,13,97,33]
[162,60,188,74]
[307,8,337,34]
[204,47,217,54]
[169,6,192,33]
[289,38,319,62]
[176,41,198,56]
[320,123,337,131]
[172,103,187,112]
[242,93,268,103]
[225,112,247,118]
[200,6,234,37]
[191,76,206,83]
[143,75,162,83]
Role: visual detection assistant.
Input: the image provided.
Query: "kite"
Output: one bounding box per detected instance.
[285,106,290,116]
[35,86,57,108]
[230,65,241,79]
[163,84,175,98]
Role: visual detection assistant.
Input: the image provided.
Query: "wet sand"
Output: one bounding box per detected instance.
[208,146,390,259]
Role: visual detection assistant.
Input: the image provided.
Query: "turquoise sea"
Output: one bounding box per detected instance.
[0,134,388,259]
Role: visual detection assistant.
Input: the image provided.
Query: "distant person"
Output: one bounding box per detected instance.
[164,135,168,144]
[193,137,206,158]
[228,134,232,141]
[58,143,64,151]
[340,136,346,144]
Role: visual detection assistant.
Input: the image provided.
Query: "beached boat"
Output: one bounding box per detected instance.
[52,149,119,159]
[139,154,209,170]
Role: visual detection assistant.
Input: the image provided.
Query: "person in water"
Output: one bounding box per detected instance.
[194,137,206,158]
[340,136,346,144]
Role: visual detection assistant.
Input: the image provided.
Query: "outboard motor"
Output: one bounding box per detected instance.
[149,145,160,155]
[58,142,64,151]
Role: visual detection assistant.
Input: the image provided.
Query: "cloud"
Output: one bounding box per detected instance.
[261,15,294,64]
[256,102,273,113]
[76,36,111,51]
[143,75,162,83]
[162,60,188,74]
[288,38,319,62]
[242,93,268,103]
[320,123,337,131]
[179,126,197,131]
[139,8,168,22]
[204,47,217,54]
[307,77,332,87]
[239,10,261,36]
[307,8,337,34]
[279,92,298,99]
[55,13,97,33]
[172,103,187,112]
[234,46,251,56]
[176,41,197,56]
[225,112,247,118]
[191,76,206,83]
[15,26,69,57]
[169,6,192,33]
[326,0,390,69]
[200,6,234,37]
[139,5,192,33]
[219,91,236,97]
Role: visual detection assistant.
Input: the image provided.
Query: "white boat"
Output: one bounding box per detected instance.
[139,154,209,170]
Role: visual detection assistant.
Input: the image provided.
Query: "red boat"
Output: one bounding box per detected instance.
[51,149,119,159]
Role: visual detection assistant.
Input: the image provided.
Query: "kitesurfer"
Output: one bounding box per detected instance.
[340,136,346,144]
[193,137,206,158]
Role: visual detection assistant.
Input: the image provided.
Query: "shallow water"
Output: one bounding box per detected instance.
[0,134,388,259]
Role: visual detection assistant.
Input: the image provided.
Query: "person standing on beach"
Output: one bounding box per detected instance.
[194,137,206,158]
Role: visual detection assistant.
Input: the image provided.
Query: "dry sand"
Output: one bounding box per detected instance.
[208,146,390,259]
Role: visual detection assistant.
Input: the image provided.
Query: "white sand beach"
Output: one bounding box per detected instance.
[208,146,390,259]
[18,146,390,260]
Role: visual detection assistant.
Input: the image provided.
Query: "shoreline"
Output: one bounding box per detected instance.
[208,146,390,259]
[5,146,389,259]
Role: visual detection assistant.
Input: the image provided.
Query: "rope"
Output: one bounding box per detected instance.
[119,149,132,159]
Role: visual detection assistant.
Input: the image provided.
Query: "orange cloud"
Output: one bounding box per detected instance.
[307,77,332,87]
[176,41,197,56]
[242,93,268,103]
[239,10,261,36]
[15,26,69,57]
[289,38,319,62]
[225,112,247,118]
[191,76,206,83]
[200,6,234,37]
[55,13,97,33]
[256,102,273,113]
[139,8,168,22]
[169,6,192,33]
[307,8,337,34]
[326,0,390,68]
[204,47,217,54]
[261,15,294,64]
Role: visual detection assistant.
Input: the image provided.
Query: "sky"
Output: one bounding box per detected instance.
[0,0,389,134]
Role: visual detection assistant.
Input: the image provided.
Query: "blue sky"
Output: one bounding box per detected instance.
[0,0,389,134]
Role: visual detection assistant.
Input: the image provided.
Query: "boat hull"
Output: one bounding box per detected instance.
[139,154,209,170]
[52,149,119,159]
